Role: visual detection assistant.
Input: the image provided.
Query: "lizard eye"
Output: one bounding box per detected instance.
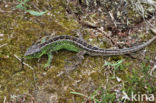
[32,42,36,45]
[40,36,50,43]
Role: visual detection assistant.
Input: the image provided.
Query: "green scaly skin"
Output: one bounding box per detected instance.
[24,35,156,67]
[25,40,82,67]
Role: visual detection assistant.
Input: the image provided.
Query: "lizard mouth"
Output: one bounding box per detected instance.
[24,44,41,56]
[24,48,36,56]
[24,50,32,56]
[24,52,29,56]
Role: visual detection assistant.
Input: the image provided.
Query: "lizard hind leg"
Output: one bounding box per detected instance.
[64,50,86,72]
[44,52,53,68]
[76,50,86,62]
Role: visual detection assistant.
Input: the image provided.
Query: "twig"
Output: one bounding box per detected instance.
[150,64,156,77]
[3,96,6,103]
[81,21,138,59]
[0,8,12,13]
[0,43,8,48]
[97,28,139,59]
[109,11,117,27]
[14,54,37,91]
[150,27,156,34]
[14,54,34,70]
[80,21,118,46]
[14,55,37,88]
[97,28,119,47]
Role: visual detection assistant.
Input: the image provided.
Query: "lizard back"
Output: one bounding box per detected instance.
[25,35,156,56]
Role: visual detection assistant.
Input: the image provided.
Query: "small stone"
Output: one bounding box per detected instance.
[88,38,93,42]
[150,27,156,34]
[5,5,8,8]
[47,12,51,15]
[0,33,4,37]
[116,77,121,82]
[42,72,47,76]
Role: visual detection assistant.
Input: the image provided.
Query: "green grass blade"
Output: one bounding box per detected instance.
[26,10,47,16]
[70,92,88,98]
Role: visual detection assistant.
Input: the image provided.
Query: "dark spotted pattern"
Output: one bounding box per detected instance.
[92,47,99,50]
[30,35,156,56]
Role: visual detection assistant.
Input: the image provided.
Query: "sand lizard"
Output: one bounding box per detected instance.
[24,35,156,67]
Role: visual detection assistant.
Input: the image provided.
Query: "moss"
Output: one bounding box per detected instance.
[0,0,156,102]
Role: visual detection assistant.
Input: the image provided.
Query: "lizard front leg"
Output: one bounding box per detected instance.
[44,51,53,68]
[76,50,86,64]
[56,50,87,76]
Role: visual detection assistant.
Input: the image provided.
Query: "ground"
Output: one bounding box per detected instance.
[0,0,156,103]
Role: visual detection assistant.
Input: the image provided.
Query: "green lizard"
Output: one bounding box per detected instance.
[24,35,156,67]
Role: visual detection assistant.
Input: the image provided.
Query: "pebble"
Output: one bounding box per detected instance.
[0,33,4,37]
[5,5,8,8]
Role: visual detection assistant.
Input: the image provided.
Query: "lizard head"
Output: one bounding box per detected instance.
[24,44,43,59]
